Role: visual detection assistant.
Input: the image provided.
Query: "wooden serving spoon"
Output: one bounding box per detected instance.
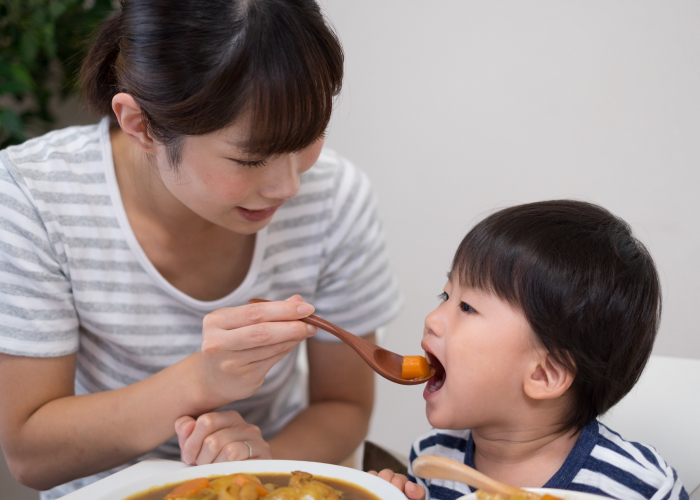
[412,455,541,500]
[248,298,435,385]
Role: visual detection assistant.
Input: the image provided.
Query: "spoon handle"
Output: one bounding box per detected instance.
[412,455,537,498]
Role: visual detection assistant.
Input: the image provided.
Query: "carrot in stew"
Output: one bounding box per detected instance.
[401,356,431,380]
[164,477,212,499]
[236,474,270,496]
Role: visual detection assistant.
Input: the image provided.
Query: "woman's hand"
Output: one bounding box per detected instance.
[175,411,271,465]
[197,295,318,406]
[368,470,426,500]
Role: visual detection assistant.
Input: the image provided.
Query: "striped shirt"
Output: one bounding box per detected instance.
[0,118,402,499]
[408,421,689,500]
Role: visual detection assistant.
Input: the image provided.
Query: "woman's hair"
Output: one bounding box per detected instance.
[452,200,661,430]
[81,0,343,166]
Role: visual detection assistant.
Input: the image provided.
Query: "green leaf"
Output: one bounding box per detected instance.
[20,31,39,65]
[0,81,28,94]
[0,108,26,139]
[49,2,70,20]
[10,64,35,90]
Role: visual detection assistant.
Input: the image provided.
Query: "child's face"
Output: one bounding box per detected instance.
[421,276,542,431]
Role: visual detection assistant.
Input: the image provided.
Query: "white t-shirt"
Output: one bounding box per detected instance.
[0,118,402,499]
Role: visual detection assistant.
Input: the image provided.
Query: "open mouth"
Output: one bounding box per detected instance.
[425,351,446,393]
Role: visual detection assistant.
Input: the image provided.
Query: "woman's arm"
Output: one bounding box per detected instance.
[267,333,375,464]
[0,297,316,490]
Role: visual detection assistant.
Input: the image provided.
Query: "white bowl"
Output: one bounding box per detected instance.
[458,488,609,500]
[99,460,407,500]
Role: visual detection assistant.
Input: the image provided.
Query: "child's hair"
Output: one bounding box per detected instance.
[452,200,661,430]
[80,0,343,166]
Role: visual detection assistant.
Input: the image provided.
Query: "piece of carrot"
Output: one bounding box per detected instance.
[235,474,270,497]
[401,355,431,379]
[164,477,212,499]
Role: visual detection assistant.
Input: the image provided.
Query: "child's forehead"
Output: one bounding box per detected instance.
[445,272,495,298]
[446,270,527,310]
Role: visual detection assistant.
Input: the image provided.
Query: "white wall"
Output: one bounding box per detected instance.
[319,0,700,481]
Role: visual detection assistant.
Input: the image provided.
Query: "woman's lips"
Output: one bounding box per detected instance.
[424,351,446,395]
[237,205,281,222]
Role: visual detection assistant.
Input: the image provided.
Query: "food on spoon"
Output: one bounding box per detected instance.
[129,471,352,500]
[474,490,564,500]
[401,355,432,380]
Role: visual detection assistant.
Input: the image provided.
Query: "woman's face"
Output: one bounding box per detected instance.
[153,118,324,234]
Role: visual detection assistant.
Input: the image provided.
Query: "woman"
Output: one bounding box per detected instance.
[0,1,401,498]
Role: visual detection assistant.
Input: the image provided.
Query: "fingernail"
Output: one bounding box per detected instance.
[297,304,314,315]
[306,324,318,335]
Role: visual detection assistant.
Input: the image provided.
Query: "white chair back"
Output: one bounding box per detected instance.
[600,355,700,495]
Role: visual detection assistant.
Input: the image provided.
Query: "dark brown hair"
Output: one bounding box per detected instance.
[452,200,661,430]
[81,0,343,165]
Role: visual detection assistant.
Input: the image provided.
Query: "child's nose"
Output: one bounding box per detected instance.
[424,307,445,338]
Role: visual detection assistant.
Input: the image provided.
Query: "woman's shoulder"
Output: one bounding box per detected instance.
[0,120,110,203]
[301,147,372,193]
[3,122,103,162]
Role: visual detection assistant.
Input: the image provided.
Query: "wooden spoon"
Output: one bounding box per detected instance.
[412,455,541,499]
[248,298,435,385]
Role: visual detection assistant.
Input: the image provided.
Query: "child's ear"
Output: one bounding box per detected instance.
[523,352,574,400]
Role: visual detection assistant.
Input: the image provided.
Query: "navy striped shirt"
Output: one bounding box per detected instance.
[407,421,688,500]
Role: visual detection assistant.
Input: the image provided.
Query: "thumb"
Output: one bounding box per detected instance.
[174,416,196,450]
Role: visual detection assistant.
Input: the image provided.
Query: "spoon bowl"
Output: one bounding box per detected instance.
[248,298,435,385]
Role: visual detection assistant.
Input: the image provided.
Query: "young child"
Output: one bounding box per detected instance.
[373,200,689,500]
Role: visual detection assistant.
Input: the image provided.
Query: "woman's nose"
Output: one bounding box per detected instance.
[261,155,300,201]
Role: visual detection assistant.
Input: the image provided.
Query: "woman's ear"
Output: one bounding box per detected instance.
[524,352,574,400]
[112,93,155,153]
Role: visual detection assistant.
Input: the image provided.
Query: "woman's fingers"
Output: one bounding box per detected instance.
[204,319,316,354]
[204,296,315,332]
[180,411,269,465]
[196,296,318,404]
[175,416,196,457]
[181,411,242,464]
[213,436,271,462]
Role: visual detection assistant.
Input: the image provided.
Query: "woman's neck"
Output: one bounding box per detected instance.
[111,128,216,236]
[110,128,256,301]
[471,417,581,489]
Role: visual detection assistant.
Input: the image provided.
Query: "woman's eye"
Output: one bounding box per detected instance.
[438,291,449,301]
[460,302,476,313]
[230,158,268,168]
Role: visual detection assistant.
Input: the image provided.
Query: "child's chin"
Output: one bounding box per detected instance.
[425,407,453,430]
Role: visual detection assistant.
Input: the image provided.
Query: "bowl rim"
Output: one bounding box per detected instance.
[97,459,407,500]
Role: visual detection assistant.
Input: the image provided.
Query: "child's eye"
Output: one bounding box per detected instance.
[438,292,449,301]
[460,302,476,313]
